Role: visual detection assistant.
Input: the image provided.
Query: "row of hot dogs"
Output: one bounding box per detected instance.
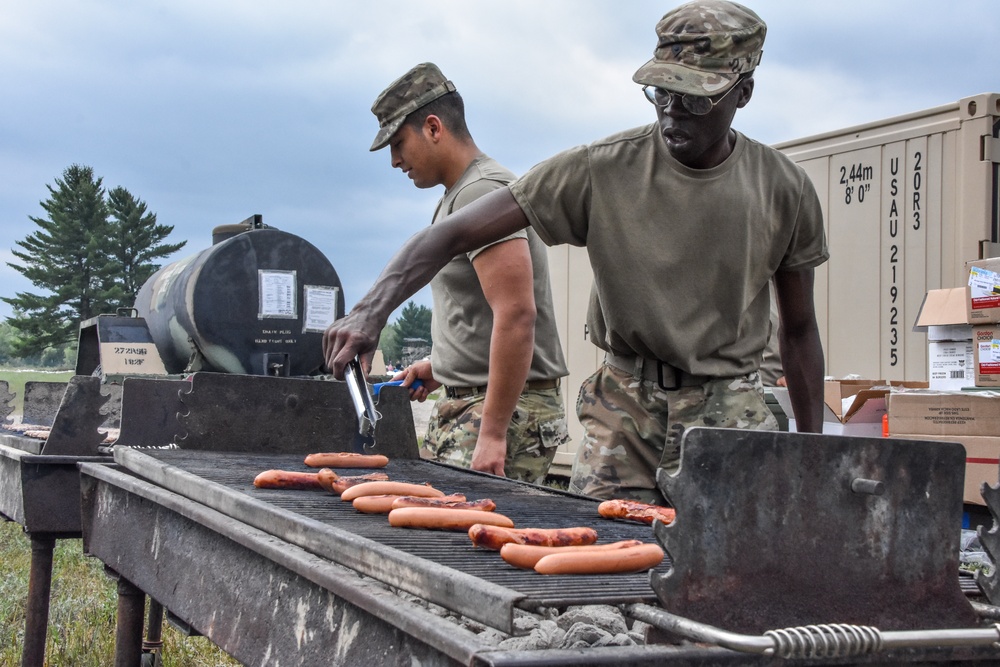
[253,452,675,575]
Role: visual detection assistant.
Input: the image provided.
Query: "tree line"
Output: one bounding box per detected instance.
[3,164,185,362]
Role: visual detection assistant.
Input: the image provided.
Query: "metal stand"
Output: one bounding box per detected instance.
[20,534,55,667]
[142,599,165,667]
[114,576,146,667]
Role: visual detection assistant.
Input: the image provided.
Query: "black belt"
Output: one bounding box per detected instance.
[445,378,560,399]
[604,352,711,391]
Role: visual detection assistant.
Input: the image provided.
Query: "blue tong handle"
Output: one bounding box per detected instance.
[372,379,423,396]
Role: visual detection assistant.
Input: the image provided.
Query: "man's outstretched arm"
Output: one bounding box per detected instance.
[322,186,530,378]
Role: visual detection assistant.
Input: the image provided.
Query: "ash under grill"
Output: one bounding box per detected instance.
[116,448,667,629]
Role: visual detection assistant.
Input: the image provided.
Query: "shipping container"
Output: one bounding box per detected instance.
[546,92,1000,474]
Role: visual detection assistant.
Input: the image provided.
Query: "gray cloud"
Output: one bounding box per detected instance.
[1,0,997,323]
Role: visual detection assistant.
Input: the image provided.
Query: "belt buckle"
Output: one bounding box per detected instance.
[657,362,681,391]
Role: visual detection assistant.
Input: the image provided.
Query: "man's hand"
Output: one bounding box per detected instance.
[322,309,383,379]
[391,359,441,402]
[470,432,507,477]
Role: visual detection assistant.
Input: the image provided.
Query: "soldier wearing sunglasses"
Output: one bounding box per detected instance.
[324,0,829,504]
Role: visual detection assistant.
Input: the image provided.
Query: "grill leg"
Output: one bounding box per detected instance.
[142,599,165,666]
[115,577,147,667]
[21,534,55,667]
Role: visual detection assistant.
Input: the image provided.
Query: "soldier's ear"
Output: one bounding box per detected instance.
[736,76,754,109]
[424,115,445,142]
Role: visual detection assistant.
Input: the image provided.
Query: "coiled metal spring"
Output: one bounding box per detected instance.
[764,624,883,659]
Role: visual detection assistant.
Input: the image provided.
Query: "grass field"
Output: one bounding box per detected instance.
[0,521,241,666]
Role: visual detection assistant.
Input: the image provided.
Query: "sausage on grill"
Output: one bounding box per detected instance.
[253,470,324,490]
[316,469,389,495]
[388,508,514,531]
[597,499,676,526]
[304,452,389,469]
[353,493,467,514]
[534,543,665,575]
[500,540,644,570]
[468,525,598,551]
[340,481,445,502]
[390,496,493,511]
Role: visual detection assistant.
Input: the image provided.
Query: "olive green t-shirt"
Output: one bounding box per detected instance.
[429,155,568,387]
[509,125,829,378]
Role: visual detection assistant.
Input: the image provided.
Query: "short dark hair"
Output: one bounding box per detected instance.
[402,91,471,142]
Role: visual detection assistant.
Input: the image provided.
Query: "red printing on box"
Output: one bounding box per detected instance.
[972,295,1000,309]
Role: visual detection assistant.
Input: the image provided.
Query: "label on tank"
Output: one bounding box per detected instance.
[303,285,339,333]
[259,270,297,319]
[99,342,168,375]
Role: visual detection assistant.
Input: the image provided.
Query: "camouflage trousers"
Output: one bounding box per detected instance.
[568,363,777,504]
[421,387,570,484]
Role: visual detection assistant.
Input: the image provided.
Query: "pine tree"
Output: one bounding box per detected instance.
[394,301,433,347]
[106,186,186,303]
[3,165,187,357]
[3,165,116,355]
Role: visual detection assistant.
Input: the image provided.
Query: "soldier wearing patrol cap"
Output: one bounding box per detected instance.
[362,62,569,483]
[325,1,829,504]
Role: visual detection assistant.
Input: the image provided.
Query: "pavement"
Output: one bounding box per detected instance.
[409,397,435,437]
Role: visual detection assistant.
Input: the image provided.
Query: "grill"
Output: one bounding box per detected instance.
[113,448,667,621]
[7,371,1000,665]
[80,433,1000,666]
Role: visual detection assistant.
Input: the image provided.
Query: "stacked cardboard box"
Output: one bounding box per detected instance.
[888,390,1000,505]
[966,257,1000,387]
[913,287,975,390]
[772,379,926,437]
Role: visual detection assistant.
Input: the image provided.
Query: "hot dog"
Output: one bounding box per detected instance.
[500,540,645,570]
[253,470,324,490]
[316,469,389,495]
[597,499,676,526]
[340,481,445,502]
[303,452,389,469]
[352,495,404,514]
[353,493,467,514]
[391,496,493,511]
[388,508,514,531]
[468,525,598,551]
[533,543,665,575]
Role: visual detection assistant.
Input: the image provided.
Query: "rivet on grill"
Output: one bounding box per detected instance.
[851,478,884,496]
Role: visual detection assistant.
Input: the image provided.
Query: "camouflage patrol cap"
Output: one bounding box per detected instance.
[369,62,457,152]
[633,0,765,97]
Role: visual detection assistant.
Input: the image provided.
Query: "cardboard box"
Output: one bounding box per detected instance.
[974,325,1000,387]
[773,380,925,437]
[913,287,976,390]
[914,287,974,341]
[927,341,976,391]
[887,390,1000,436]
[889,433,1000,505]
[966,257,1000,324]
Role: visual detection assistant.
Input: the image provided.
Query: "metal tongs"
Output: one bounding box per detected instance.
[344,356,380,452]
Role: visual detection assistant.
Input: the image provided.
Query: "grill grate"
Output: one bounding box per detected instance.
[131,449,669,610]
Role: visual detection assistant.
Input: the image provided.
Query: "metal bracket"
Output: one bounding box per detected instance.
[22,381,68,428]
[652,428,977,635]
[40,376,111,456]
[114,377,187,449]
[976,481,1000,603]
[174,372,418,458]
[983,135,1000,164]
[0,381,14,425]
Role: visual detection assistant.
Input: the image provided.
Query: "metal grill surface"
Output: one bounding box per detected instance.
[126,449,669,610]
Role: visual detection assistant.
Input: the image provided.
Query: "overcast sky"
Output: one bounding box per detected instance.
[2,1,998,324]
